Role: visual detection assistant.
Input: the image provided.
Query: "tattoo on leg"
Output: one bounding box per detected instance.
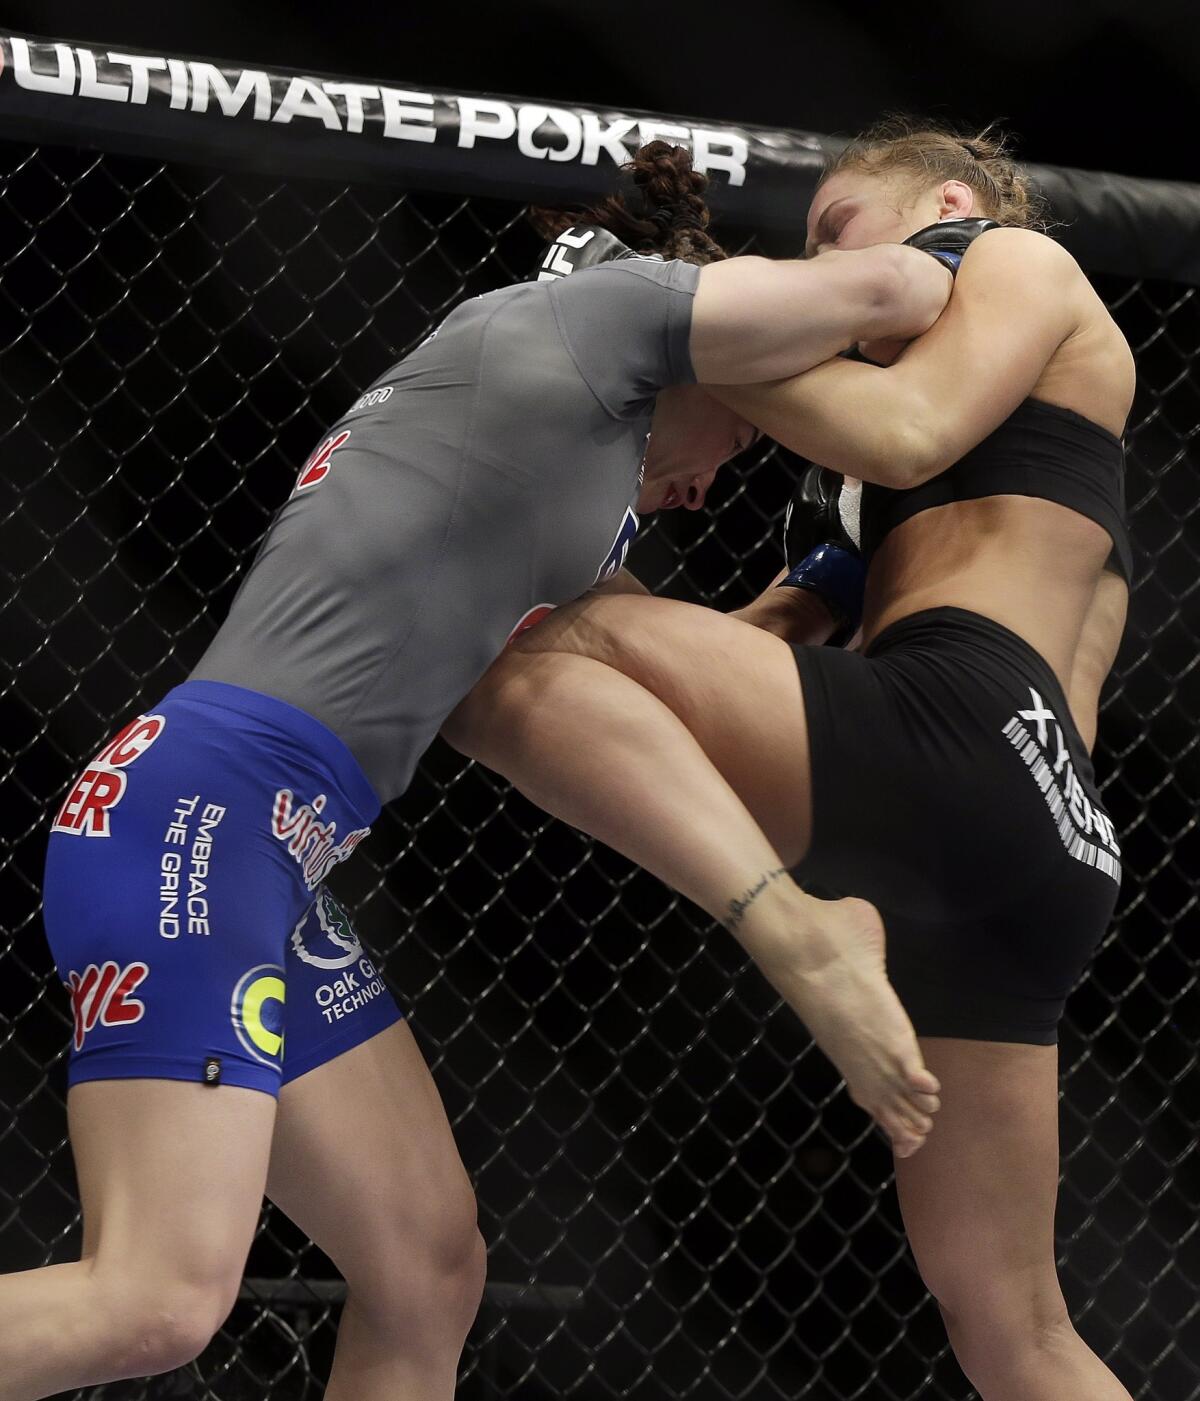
[723,867,789,931]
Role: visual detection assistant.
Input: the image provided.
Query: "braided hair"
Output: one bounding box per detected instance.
[531,140,729,265]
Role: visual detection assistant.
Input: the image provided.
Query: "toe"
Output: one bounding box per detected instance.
[906,1065,941,1095]
[888,1123,924,1158]
[881,1106,926,1155]
[893,1096,934,1138]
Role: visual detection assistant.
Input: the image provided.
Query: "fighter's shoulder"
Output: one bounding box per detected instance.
[951,229,1090,333]
[959,226,1081,284]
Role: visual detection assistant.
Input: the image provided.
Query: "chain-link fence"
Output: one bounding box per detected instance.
[1,127,1197,1401]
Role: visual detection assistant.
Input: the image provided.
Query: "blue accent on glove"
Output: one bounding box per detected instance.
[902,217,998,278]
[778,543,866,629]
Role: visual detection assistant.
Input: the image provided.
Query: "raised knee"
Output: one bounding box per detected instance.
[444,651,582,767]
[442,676,499,756]
[442,655,542,758]
[537,599,643,674]
[100,1275,240,1378]
[507,595,648,675]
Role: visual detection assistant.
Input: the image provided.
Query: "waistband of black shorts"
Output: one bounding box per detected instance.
[863,606,1072,711]
[160,679,381,824]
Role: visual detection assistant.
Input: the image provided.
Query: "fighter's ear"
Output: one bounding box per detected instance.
[936,180,976,220]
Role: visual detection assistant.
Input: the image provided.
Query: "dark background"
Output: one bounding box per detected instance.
[0,0,1194,183]
[0,5,1196,1399]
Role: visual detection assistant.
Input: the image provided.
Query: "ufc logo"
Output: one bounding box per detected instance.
[295,430,351,491]
[536,227,596,281]
[52,714,166,838]
[67,961,149,1051]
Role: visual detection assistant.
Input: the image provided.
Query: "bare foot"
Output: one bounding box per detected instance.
[785,897,940,1156]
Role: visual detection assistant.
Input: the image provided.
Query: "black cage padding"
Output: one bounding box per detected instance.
[2,31,1200,282]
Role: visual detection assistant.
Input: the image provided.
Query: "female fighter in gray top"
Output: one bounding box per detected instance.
[11,144,952,1401]
[194,249,703,800]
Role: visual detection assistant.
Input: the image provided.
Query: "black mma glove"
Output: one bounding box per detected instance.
[534,225,638,281]
[782,464,858,567]
[903,216,1000,276]
[779,465,865,632]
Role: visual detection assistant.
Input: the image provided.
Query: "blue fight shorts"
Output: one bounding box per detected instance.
[43,680,403,1096]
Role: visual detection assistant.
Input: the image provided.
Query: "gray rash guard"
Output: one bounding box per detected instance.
[192,256,701,802]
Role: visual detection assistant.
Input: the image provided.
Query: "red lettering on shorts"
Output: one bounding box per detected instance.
[295,430,351,492]
[66,961,149,1050]
[52,714,165,838]
[96,715,165,767]
[270,789,371,890]
[53,767,127,837]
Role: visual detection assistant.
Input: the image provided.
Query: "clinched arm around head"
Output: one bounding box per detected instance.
[688,244,953,384]
[707,230,1104,487]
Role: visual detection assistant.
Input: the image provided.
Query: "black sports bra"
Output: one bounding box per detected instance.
[859,398,1132,583]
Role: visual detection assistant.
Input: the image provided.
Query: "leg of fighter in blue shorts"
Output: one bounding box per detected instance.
[22,688,484,1399]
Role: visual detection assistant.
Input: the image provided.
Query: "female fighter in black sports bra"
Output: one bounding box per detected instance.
[447,120,1135,1399]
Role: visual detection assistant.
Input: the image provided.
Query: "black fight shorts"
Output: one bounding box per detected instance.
[792,607,1121,1045]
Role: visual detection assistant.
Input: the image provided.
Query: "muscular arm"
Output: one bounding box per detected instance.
[710,230,1084,487]
[688,245,952,384]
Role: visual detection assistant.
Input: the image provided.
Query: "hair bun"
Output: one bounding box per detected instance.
[820,116,1047,232]
[527,140,729,268]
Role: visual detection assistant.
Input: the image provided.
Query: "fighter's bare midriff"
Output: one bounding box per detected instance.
[863,491,1115,689]
[864,296,1134,696]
